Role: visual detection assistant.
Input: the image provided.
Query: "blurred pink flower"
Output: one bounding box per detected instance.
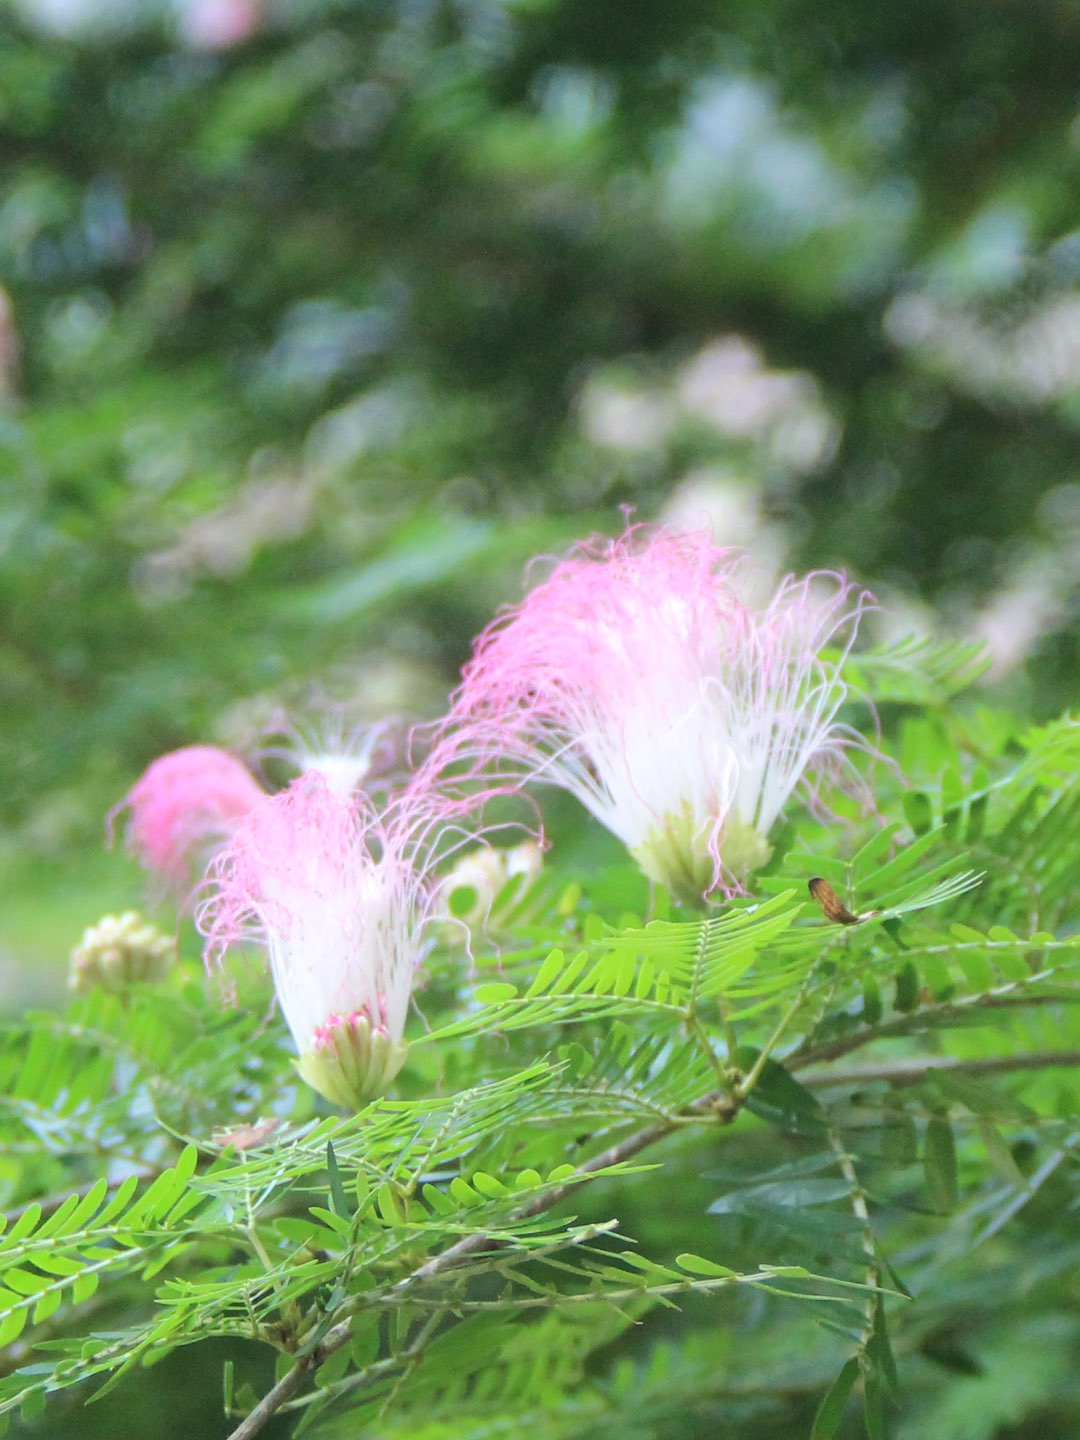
[110,745,265,895]
[196,772,457,1108]
[179,0,260,50]
[449,526,871,902]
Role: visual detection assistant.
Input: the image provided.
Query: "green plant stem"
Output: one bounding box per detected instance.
[385,1269,882,1312]
[685,1014,729,1089]
[734,993,805,1100]
[828,1129,877,1344]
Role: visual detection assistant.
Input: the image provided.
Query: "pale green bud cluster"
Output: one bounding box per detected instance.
[69,911,176,994]
[440,840,544,928]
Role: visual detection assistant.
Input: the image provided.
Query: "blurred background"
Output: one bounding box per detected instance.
[2,0,1079,992]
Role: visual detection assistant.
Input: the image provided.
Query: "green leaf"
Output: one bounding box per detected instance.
[866,1296,899,1398]
[708,1178,851,1212]
[924,1114,958,1212]
[675,1253,736,1278]
[326,1141,351,1219]
[375,1185,408,1225]
[473,982,519,1004]
[447,884,479,918]
[734,1050,827,1136]
[894,960,920,1013]
[472,1172,508,1199]
[6,1207,41,1245]
[0,1305,28,1347]
[811,1356,860,1440]
[285,515,494,624]
[71,1272,99,1304]
[862,973,883,1025]
[843,634,988,703]
[316,1343,352,1389]
[863,1370,887,1440]
[880,1115,919,1166]
[903,790,934,835]
[309,1207,352,1237]
[449,1177,480,1207]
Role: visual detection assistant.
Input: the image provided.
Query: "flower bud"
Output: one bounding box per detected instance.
[296,1011,409,1110]
[69,911,176,994]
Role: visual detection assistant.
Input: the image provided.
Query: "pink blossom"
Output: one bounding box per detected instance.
[449,526,872,902]
[110,745,265,894]
[179,0,260,50]
[196,773,456,1107]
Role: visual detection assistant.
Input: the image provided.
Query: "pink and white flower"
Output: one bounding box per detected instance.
[110,745,265,896]
[196,773,453,1108]
[111,717,399,902]
[260,711,398,797]
[448,526,872,903]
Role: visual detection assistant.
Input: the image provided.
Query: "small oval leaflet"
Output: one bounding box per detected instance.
[473,982,519,1004]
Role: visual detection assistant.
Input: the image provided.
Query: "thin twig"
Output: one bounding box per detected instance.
[828,1129,877,1340]
[802,1048,1080,1090]
[225,1109,703,1440]
[788,991,1076,1072]
[735,993,805,1100]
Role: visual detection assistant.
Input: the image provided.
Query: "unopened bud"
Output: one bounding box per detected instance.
[441,841,543,926]
[296,1011,408,1110]
[69,911,176,994]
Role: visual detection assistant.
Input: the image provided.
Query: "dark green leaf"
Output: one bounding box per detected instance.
[863,1370,887,1440]
[924,1114,958,1212]
[811,1356,860,1440]
[894,961,920,1013]
[326,1142,351,1219]
[734,1051,828,1136]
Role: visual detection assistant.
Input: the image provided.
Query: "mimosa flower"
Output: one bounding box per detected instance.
[449,527,872,903]
[110,745,265,895]
[261,712,398,797]
[196,773,452,1109]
